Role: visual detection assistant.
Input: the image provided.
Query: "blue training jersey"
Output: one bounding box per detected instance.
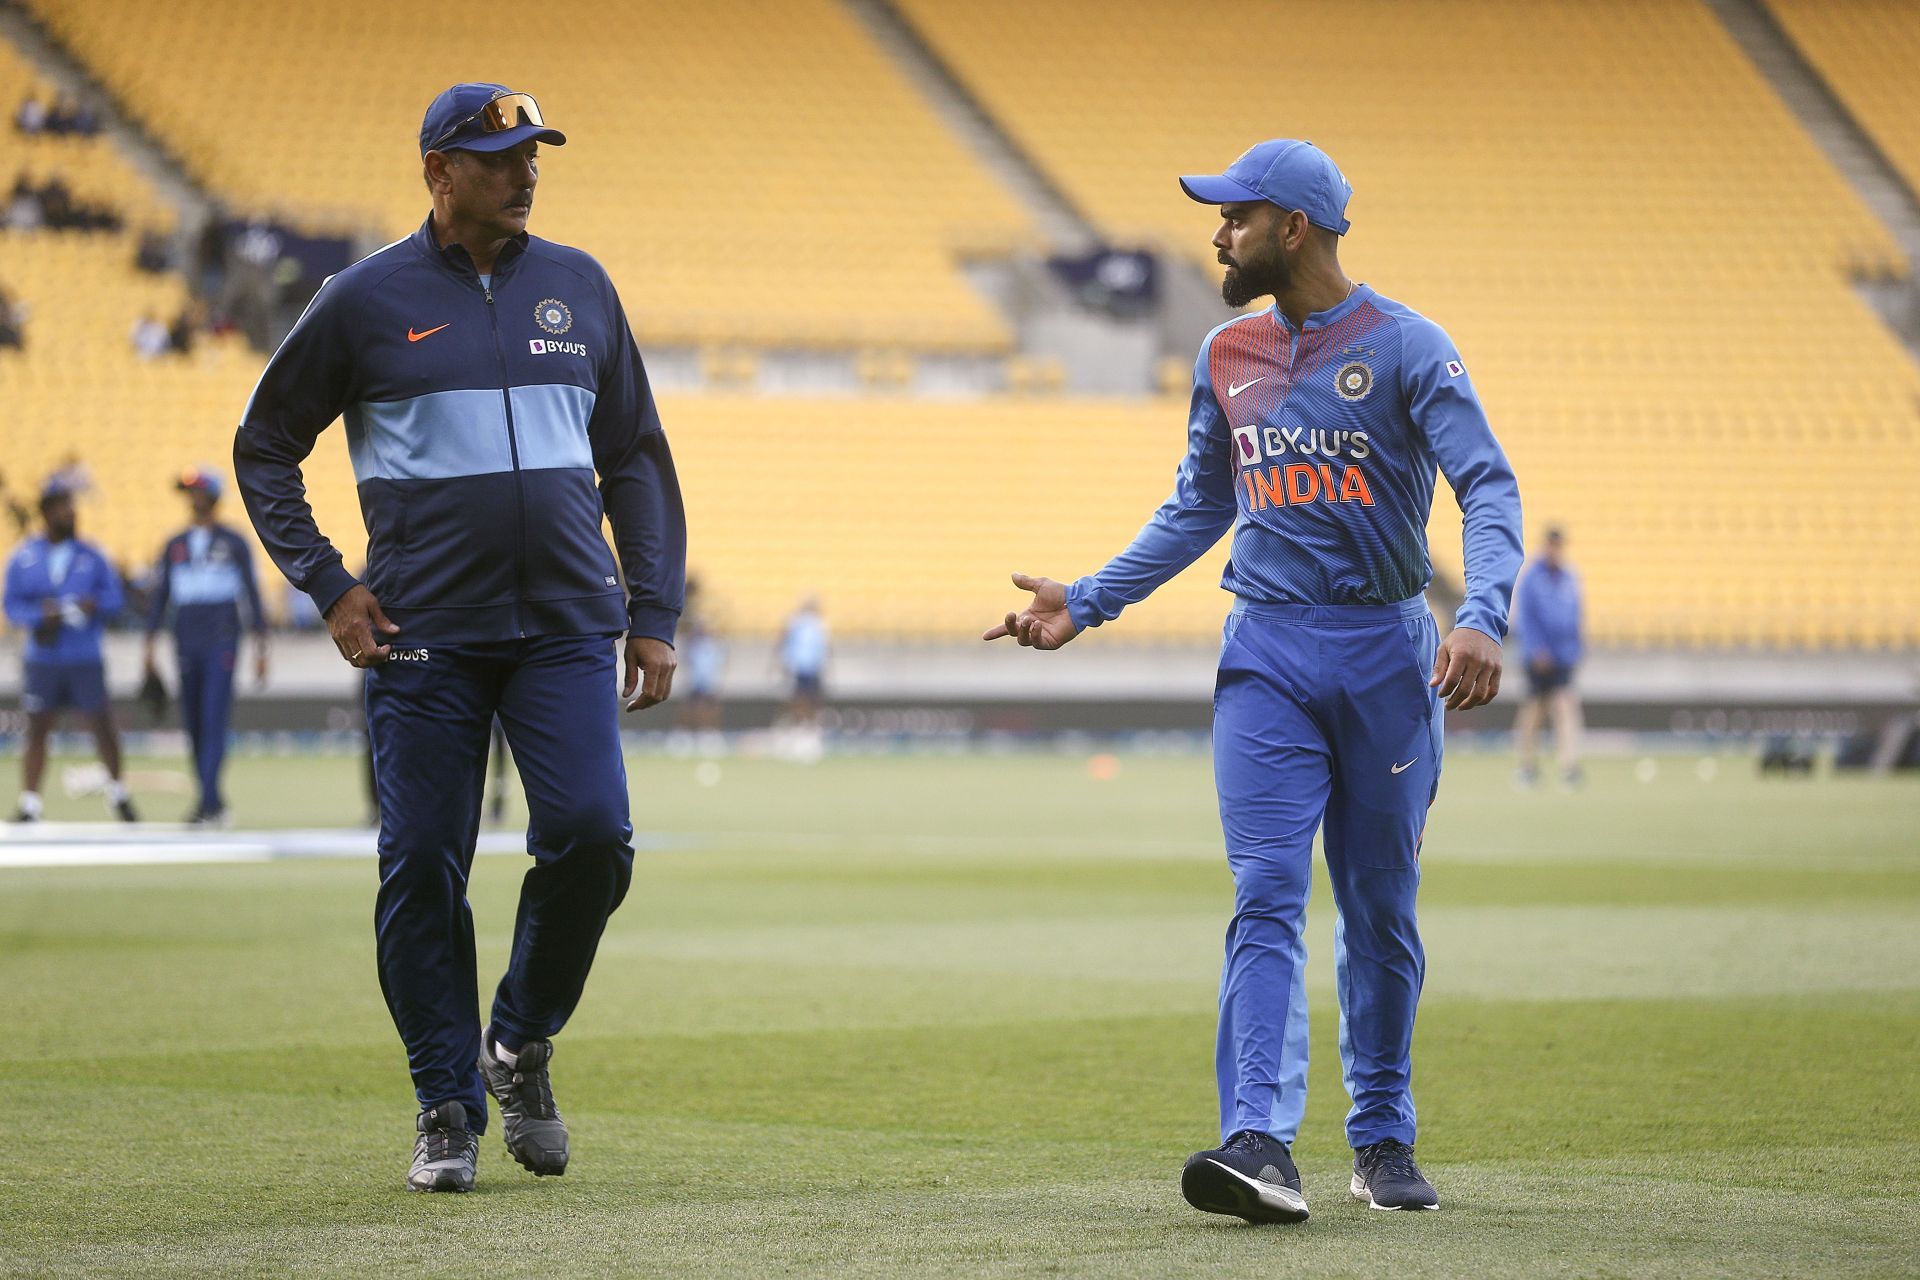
[4,535,124,663]
[1512,560,1583,667]
[147,522,268,651]
[1065,285,1523,640]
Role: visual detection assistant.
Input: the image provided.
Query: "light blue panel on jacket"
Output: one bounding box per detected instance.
[508,383,597,472]
[346,388,515,482]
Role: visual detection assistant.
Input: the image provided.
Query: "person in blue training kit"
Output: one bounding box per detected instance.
[1510,526,1584,788]
[233,84,687,1194]
[5,484,139,823]
[986,140,1521,1222]
[142,467,269,825]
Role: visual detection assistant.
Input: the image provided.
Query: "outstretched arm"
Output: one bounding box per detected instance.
[986,341,1236,648]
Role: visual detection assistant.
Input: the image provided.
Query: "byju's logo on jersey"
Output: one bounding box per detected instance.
[534,298,573,335]
[529,338,588,357]
[1232,423,1262,466]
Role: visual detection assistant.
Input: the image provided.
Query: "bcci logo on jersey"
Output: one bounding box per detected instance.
[534,298,573,335]
[1336,360,1373,402]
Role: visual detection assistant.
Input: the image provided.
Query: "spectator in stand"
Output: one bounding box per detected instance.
[15,95,47,136]
[132,311,169,360]
[135,228,172,274]
[42,95,100,137]
[166,306,196,357]
[0,285,25,351]
[6,172,42,231]
[1511,526,1585,789]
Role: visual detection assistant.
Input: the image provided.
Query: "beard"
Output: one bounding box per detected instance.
[1220,253,1289,308]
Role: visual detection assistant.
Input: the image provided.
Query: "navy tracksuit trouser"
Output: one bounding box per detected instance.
[175,641,237,814]
[365,634,633,1132]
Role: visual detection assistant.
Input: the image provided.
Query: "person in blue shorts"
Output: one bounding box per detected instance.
[986,140,1521,1222]
[5,484,138,822]
[143,467,269,825]
[1511,526,1584,788]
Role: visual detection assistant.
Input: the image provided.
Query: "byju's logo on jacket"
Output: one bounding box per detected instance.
[234,215,686,646]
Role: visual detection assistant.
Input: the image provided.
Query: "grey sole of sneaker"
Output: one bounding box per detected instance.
[1182,1158,1310,1224]
[1349,1173,1440,1210]
[503,1142,567,1177]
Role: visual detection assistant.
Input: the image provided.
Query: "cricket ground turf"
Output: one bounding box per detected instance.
[2,749,1916,1277]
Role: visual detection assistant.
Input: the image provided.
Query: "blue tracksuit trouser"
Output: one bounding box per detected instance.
[1211,597,1442,1150]
[364,634,633,1132]
[175,642,237,814]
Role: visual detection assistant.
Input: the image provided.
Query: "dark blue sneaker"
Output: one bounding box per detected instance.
[1351,1138,1439,1210]
[1181,1129,1310,1224]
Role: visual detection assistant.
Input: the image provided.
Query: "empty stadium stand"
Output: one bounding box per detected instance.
[4,1,1919,648]
[19,0,1031,353]
[899,0,1920,646]
[1766,0,1920,202]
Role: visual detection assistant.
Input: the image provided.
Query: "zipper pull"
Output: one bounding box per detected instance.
[484,287,494,304]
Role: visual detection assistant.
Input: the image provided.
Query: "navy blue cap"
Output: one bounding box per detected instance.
[419,83,566,156]
[176,465,223,499]
[1180,139,1352,235]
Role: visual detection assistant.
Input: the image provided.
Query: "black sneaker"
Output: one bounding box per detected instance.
[407,1100,478,1193]
[478,1029,569,1176]
[1351,1138,1439,1210]
[1181,1129,1309,1224]
[8,807,39,824]
[114,797,138,823]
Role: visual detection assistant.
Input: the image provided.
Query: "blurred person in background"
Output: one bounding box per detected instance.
[1511,526,1584,788]
[4,484,138,822]
[677,575,725,735]
[777,593,829,729]
[142,468,269,825]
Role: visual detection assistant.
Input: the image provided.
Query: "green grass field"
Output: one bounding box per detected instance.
[3,749,1917,1277]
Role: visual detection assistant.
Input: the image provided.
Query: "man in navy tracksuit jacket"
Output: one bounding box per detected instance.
[143,468,269,824]
[234,84,687,1193]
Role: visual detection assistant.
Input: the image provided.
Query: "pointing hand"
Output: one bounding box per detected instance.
[982,572,1081,651]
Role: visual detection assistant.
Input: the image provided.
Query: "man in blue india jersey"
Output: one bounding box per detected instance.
[986,140,1522,1222]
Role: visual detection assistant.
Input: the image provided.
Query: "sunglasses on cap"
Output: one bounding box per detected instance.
[426,92,548,151]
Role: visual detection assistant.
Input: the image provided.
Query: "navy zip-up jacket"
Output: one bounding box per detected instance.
[234,214,686,646]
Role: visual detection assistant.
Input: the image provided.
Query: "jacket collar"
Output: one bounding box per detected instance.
[411,211,529,278]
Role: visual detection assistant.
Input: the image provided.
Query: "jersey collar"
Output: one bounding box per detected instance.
[1268,282,1373,333]
[411,212,529,278]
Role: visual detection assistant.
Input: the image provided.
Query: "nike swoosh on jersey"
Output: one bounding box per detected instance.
[407,324,451,343]
[1391,758,1418,774]
[1227,378,1265,397]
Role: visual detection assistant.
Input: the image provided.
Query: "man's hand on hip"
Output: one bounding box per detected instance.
[982,572,1081,651]
[1430,625,1502,711]
[325,584,400,668]
[624,635,675,712]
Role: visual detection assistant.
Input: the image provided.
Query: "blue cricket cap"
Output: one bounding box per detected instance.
[176,466,223,498]
[419,83,566,156]
[1180,139,1352,235]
